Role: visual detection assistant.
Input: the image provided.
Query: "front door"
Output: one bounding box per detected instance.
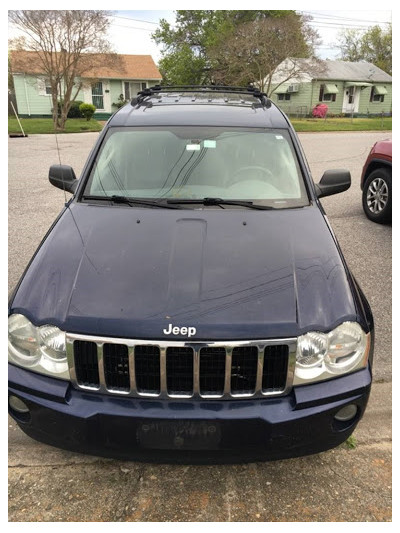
[342,86,360,113]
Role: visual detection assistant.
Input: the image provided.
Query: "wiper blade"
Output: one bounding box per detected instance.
[167,197,275,210]
[111,195,184,209]
[82,195,183,209]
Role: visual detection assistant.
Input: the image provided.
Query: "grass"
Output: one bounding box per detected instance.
[9,115,392,135]
[291,116,392,132]
[345,435,357,449]
[8,117,103,135]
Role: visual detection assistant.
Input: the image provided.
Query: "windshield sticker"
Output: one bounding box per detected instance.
[204,140,216,148]
[186,144,201,151]
[275,135,284,140]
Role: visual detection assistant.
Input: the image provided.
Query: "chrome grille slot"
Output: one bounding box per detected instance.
[103,343,130,392]
[231,346,258,395]
[135,345,161,394]
[200,347,226,396]
[166,347,194,396]
[66,334,296,399]
[263,345,289,392]
[73,340,99,388]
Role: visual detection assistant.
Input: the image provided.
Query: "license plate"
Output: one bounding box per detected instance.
[137,420,221,450]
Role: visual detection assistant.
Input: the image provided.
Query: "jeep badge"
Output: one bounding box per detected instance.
[163,324,196,337]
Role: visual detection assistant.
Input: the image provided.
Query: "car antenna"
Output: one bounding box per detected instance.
[53,119,68,205]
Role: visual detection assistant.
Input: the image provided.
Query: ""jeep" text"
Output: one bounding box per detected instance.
[163,324,196,337]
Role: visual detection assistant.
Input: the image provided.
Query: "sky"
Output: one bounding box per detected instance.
[8,9,392,64]
[106,10,392,62]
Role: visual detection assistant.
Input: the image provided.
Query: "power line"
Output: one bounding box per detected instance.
[110,22,155,32]
[300,11,391,24]
[112,14,159,25]
[308,20,389,29]
[114,11,391,27]
[110,12,389,32]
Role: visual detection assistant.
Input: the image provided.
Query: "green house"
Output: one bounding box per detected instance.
[269,58,392,117]
[10,50,162,120]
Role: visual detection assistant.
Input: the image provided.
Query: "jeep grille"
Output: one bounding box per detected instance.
[67,334,296,399]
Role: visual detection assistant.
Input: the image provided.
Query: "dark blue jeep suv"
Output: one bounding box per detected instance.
[8,86,373,462]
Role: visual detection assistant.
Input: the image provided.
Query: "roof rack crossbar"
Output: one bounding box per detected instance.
[131,85,270,107]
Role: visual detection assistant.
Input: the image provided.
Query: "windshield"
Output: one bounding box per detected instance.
[83,127,309,208]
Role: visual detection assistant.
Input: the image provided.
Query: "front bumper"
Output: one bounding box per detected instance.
[8,363,371,463]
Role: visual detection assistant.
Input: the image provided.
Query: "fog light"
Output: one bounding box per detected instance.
[9,395,30,414]
[334,404,357,422]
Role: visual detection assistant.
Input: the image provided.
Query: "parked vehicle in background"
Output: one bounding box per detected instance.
[361,139,392,224]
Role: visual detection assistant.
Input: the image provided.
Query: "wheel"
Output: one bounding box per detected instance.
[362,167,391,224]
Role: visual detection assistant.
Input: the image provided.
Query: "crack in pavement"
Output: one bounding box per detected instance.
[327,464,391,507]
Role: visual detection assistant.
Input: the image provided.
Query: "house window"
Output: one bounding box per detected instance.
[123,82,142,100]
[92,82,104,109]
[278,93,291,101]
[319,84,337,102]
[141,82,147,90]
[45,79,52,95]
[124,82,130,100]
[370,87,385,103]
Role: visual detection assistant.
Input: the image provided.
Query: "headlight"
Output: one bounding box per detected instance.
[8,314,69,379]
[294,322,370,385]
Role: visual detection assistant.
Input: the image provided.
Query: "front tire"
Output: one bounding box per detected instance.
[362,168,392,224]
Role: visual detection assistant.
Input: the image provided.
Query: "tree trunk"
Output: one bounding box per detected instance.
[58,109,68,130]
[51,93,59,130]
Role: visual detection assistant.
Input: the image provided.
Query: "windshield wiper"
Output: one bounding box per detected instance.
[82,195,183,209]
[166,197,275,210]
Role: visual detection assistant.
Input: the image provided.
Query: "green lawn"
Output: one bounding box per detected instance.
[8,117,103,134]
[9,115,392,134]
[291,116,392,132]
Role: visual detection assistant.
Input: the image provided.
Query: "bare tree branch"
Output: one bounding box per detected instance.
[208,15,323,95]
[9,10,121,130]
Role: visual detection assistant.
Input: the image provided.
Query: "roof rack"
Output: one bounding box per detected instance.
[131,85,271,108]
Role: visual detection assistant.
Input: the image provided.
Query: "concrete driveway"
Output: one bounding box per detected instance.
[8,131,391,522]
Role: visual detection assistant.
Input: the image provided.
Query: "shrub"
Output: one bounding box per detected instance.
[79,103,96,121]
[58,100,84,118]
[112,94,127,109]
[67,100,84,118]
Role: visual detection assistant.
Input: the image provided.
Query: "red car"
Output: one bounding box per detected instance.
[361,139,392,223]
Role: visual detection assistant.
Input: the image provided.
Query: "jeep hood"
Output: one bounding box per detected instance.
[11,203,358,340]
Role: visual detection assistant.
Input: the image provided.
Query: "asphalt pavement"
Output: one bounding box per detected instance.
[8,130,392,522]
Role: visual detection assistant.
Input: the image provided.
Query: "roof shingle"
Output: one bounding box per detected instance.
[10,50,161,80]
[287,58,392,83]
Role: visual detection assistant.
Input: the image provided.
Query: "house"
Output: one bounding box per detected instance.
[269,58,392,117]
[10,50,162,119]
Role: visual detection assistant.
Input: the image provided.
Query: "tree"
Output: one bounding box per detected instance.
[8,10,119,130]
[155,44,207,85]
[8,52,14,94]
[337,24,392,75]
[152,10,300,85]
[208,15,321,94]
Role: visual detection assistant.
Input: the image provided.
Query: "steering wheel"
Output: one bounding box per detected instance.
[230,166,273,185]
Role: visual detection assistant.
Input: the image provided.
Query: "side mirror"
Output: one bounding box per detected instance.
[49,165,78,194]
[315,169,351,198]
